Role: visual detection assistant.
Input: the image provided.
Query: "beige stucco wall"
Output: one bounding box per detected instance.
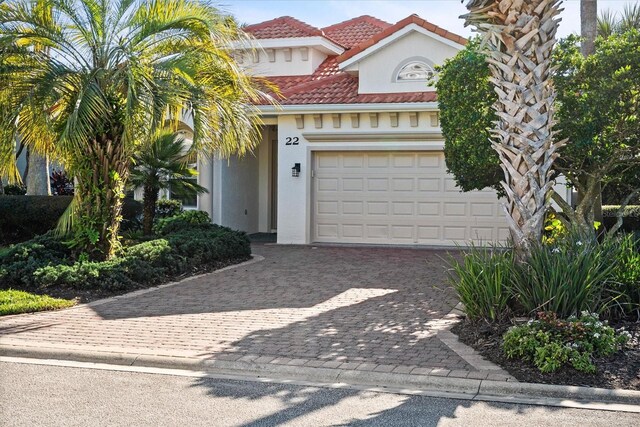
[356,30,460,94]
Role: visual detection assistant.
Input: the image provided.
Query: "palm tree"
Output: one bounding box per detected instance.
[598,3,640,37]
[462,0,565,259]
[581,0,598,56]
[0,0,269,258]
[129,130,206,235]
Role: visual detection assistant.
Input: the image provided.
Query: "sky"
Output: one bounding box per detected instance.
[217,0,638,39]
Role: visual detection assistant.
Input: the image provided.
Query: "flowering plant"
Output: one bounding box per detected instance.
[503,311,630,373]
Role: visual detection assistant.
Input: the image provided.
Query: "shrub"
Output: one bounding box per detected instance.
[153,210,211,235]
[0,196,142,244]
[1,223,250,291]
[155,199,183,219]
[607,233,640,320]
[50,170,74,195]
[447,245,515,322]
[0,233,72,288]
[3,184,26,195]
[511,231,618,318]
[503,312,631,373]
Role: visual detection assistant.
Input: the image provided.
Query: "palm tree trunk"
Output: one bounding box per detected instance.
[26,150,51,195]
[74,135,129,259]
[143,184,158,235]
[463,0,565,259]
[581,0,598,56]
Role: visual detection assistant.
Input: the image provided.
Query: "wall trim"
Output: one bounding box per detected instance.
[302,131,443,142]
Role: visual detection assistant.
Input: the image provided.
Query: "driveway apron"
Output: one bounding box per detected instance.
[0,245,474,372]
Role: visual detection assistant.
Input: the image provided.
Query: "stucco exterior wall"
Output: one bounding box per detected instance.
[356,31,459,94]
[241,47,327,77]
[217,153,260,234]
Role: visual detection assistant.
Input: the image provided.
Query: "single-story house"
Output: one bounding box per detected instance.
[169,14,571,246]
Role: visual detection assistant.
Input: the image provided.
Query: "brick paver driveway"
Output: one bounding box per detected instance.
[0,245,474,372]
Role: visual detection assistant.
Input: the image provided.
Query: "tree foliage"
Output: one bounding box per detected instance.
[0,0,272,258]
[436,31,640,232]
[129,130,207,235]
[435,38,502,195]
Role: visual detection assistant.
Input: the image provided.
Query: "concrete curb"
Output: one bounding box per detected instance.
[2,345,639,412]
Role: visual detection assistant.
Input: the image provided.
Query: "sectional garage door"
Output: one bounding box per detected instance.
[312,151,510,246]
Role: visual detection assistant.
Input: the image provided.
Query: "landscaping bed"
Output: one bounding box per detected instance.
[0,211,252,307]
[452,319,640,390]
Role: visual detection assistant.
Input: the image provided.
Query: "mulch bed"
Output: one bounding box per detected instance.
[451,319,640,390]
[1,257,250,305]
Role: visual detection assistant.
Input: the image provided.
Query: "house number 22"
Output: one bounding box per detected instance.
[285,137,299,145]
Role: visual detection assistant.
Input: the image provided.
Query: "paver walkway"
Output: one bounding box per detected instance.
[0,245,508,379]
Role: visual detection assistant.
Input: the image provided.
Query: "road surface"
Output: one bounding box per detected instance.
[1,361,637,426]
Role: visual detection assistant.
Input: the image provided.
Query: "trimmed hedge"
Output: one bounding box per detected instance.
[153,210,211,235]
[0,223,250,291]
[0,196,142,244]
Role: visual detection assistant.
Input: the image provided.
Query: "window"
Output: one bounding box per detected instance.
[396,61,434,81]
[170,162,198,208]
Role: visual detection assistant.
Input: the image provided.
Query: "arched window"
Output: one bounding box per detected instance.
[396,61,434,81]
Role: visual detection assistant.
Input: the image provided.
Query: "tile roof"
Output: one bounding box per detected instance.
[250,14,465,106]
[321,15,392,48]
[337,14,468,63]
[259,73,437,105]
[243,16,323,39]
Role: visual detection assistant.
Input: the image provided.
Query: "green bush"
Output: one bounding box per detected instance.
[153,210,211,235]
[3,184,26,195]
[607,233,640,320]
[0,233,72,288]
[511,231,618,318]
[155,199,183,219]
[0,196,142,244]
[0,223,250,291]
[447,245,515,321]
[449,229,640,321]
[503,312,631,373]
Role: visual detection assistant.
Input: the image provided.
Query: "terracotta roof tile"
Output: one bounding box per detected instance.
[337,14,467,63]
[244,16,322,39]
[258,72,437,105]
[250,14,455,106]
[321,15,391,48]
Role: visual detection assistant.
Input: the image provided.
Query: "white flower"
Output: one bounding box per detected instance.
[552,247,561,253]
[595,321,603,328]
[593,333,600,338]
[576,241,583,246]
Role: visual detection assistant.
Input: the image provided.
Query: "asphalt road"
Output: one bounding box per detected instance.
[1,361,637,427]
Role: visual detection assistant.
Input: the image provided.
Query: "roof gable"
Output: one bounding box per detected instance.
[337,14,467,66]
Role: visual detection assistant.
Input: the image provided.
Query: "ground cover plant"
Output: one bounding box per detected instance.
[0,209,251,310]
[503,312,630,373]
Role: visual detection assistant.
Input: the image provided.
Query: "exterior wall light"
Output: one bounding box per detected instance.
[292,163,301,177]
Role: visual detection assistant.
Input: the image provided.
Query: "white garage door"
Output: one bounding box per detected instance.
[312,151,510,245]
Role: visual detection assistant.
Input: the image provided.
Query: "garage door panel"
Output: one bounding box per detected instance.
[418,178,441,192]
[313,152,507,245]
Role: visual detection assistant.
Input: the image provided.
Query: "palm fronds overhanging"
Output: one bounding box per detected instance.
[0,0,272,258]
